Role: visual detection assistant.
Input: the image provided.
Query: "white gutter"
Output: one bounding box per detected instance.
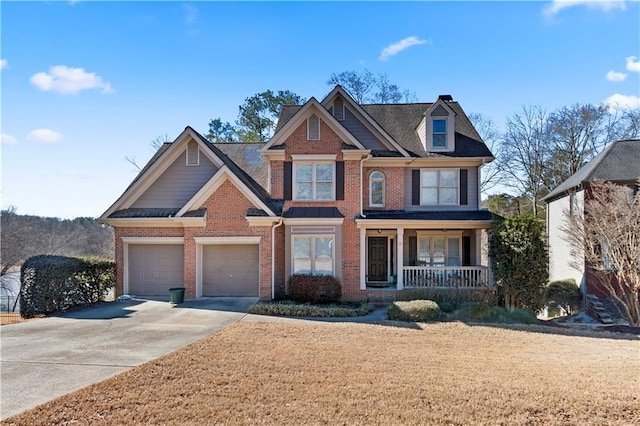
[271,218,284,299]
[360,154,372,218]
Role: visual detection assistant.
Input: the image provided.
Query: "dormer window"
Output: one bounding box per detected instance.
[307,114,320,140]
[432,119,447,148]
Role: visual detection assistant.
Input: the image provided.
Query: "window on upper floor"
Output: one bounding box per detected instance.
[420,169,459,205]
[294,162,335,201]
[293,235,334,276]
[432,119,447,149]
[307,114,320,140]
[186,140,200,166]
[369,171,385,207]
[333,98,345,121]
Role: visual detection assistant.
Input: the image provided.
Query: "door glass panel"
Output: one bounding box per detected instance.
[433,237,445,265]
[447,238,460,266]
[418,238,430,265]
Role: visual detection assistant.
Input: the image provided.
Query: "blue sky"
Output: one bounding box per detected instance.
[2,0,639,219]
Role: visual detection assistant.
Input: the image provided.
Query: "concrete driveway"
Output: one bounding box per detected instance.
[0,297,256,420]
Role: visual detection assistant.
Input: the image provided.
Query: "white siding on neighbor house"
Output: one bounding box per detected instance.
[341,108,387,151]
[132,151,218,208]
[416,117,426,150]
[547,190,585,286]
[403,167,479,211]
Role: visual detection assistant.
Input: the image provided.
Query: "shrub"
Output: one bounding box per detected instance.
[438,301,456,313]
[545,279,582,316]
[387,300,440,322]
[287,274,342,304]
[457,301,494,321]
[509,308,538,324]
[399,287,497,309]
[489,215,548,312]
[20,255,115,318]
[249,301,375,317]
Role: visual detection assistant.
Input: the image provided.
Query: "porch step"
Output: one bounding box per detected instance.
[585,295,614,324]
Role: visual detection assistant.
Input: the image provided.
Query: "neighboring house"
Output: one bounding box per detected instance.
[543,139,640,296]
[99,86,495,301]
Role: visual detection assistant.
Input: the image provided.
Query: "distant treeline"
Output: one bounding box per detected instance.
[0,207,114,275]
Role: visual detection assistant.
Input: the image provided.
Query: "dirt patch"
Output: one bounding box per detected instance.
[3,321,639,425]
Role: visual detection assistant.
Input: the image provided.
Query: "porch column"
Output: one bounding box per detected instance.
[475,229,482,266]
[397,227,404,289]
[360,227,366,290]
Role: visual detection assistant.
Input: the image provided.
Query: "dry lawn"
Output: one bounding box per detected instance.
[4,321,639,425]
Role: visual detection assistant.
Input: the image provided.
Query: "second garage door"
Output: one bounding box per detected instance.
[202,244,259,297]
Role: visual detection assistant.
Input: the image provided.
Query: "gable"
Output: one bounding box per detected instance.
[131,151,218,208]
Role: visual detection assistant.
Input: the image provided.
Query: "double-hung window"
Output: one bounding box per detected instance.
[432,119,447,148]
[293,236,334,276]
[294,163,335,201]
[417,235,461,266]
[421,169,459,205]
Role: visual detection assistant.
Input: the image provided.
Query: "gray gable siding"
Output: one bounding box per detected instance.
[132,151,218,208]
[431,105,449,116]
[403,167,478,211]
[341,108,388,151]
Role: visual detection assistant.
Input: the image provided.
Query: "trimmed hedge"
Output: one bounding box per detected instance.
[288,274,342,304]
[399,287,498,310]
[249,301,375,318]
[387,300,440,322]
[20,255,115,318]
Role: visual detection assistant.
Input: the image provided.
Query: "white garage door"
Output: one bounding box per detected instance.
[202,244,259,297]
[128,244,184,296]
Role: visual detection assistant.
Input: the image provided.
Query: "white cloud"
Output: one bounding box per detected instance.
[606,70,627,82]
[1,133,18,144]
[26,129,64,143]
[625,56,640,72]
[604,93,640,111]
[183,4,198,25]
[29,65,113,94]
[0,59,7,70]
[544,0,627,18]
[379,36,430,61]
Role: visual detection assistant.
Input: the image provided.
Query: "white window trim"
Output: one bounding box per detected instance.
[420,168,460,206]
[293,161,336,202]
[291,234,335,276]
[416,232,463,266]
[369,171,385,208]
[307,114,320,140]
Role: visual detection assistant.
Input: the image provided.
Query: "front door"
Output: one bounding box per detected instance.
[368,237,388,281]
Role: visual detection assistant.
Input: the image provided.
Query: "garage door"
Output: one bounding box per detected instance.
[202,245,259,296]
[128,244,184,296]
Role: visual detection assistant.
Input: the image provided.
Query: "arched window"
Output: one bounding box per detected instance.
[369,171,385,207]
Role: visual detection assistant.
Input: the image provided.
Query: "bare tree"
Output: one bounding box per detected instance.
[501,106,550,217]
[468,113,503,194]
[564,181,640,326]
[327,69,417,104]
[125,133,171,171]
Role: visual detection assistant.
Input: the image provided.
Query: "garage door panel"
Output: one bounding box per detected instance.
[202,244,258,297]
[129,244,184,296]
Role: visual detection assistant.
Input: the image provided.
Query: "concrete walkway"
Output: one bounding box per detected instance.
[0,297,256,420]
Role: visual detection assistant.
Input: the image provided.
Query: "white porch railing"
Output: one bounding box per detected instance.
[403,266,490,288]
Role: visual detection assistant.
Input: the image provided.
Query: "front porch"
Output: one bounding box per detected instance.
[357,221,493,291]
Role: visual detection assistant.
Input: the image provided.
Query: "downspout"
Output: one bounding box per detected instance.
[360,153,372,218]
[271,218,284,300]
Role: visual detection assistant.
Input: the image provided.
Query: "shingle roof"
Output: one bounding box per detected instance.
[543,139,640,201]
[190,129,281,215]
[108,208,206,219]
[360,210,495,221]
[275,102,492,158]
[283,207,344,218]
[213,142,269,189]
